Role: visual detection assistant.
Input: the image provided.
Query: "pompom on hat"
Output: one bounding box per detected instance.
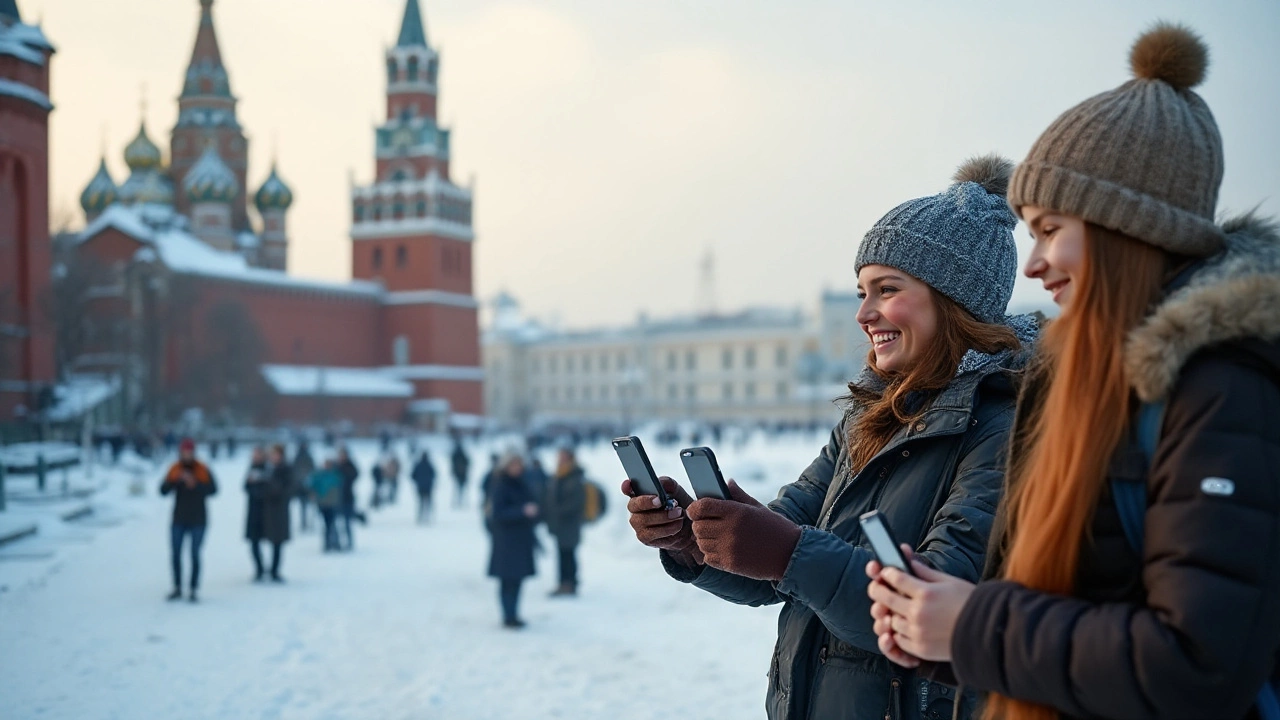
[1008,22,1226,257]
[855,154,1019,324]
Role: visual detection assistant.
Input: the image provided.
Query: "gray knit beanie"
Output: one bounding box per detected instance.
[1008,22,1225,257]
[855,155,1018,324]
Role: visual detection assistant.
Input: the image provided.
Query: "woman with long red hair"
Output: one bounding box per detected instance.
[867,23,1280,720]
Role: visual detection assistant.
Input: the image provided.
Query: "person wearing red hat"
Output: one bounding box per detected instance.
[160,438,219,602]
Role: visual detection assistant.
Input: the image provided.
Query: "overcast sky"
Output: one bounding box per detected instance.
[27,0,1280,328]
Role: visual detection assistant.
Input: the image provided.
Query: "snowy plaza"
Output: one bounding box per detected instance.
[0,432,825,719]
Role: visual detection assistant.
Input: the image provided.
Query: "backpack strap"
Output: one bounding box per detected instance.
[1111,400,1165,554]
[1114,400,1280,719]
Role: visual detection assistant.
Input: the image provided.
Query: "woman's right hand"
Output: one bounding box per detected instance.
[622,477,704,566]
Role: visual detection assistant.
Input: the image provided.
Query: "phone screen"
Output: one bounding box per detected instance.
[859,511,913,575]
[612,437,668,503]
[680,448,729,500]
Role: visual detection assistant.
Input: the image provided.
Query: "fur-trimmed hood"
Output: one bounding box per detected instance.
[1125,212,1280,401]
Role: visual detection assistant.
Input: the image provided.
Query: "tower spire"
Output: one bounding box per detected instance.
[396,0,427,48]
[189,0,224,70]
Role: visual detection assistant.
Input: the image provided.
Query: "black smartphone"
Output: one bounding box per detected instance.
[612,436,673,507]
[859,510,915,576]
[679,447,730,500]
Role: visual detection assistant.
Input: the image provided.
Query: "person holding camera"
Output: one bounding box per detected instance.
[160,438,218,603]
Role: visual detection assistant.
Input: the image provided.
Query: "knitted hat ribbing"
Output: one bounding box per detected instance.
[855,155,1019,324]
[1008,22,1225,257]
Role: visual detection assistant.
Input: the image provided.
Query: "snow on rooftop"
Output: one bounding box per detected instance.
[80,205,382,298]
[46,375,121,422]
[261,365,414,398]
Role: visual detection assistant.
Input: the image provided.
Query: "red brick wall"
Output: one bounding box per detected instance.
[272,395,407,427]
[384,303,479,367]
[352,233,472,295]
[409,379,481,415]
[0,51,54,420]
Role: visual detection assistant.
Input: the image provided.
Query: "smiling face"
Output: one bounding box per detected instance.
[855,265,939,375]
[1022,206,1087,309]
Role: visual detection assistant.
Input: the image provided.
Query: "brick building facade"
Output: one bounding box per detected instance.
[65,0,482,429]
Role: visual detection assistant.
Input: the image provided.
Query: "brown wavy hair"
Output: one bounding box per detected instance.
[845,289,1021,473]
[984,224,1167,720]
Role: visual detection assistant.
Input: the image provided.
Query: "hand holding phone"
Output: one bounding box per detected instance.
[859,510,915,576]
[613,436,675,508]
[679,447,730,500]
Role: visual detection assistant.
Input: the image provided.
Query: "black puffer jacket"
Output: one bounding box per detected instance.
[954,215,1280,720]
[664,317,1038,720]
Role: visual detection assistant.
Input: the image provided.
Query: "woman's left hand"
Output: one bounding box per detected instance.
[865,545,975,662]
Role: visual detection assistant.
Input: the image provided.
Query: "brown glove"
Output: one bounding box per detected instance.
[687,480,801,581]
[622,477,704,566]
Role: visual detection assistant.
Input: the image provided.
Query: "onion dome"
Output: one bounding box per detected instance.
[123,122,162,171]
[118,168,174,206]
[79,158,118,214]
[183,143,238,203]
[254,164,293,212]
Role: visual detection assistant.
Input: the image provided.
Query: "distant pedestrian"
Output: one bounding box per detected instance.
[384,454,401,505]
[160,438,218,602]
[544,447,586,597]
[292,442,316,531]
[370,460,385,509]
[480,452,500,503]
[308,458,344,552]
[245,444,291,582]
[487,451,540,629]
[336,446,362,550]
[527,457,549,501]
[412,450,437,524]
[450,440,470,508]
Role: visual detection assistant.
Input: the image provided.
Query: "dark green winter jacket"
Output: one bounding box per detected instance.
[663,316,1037,720]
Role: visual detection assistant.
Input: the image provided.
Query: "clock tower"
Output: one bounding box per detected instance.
[350,0,482,417]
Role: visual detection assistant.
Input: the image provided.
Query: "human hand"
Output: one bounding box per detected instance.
[865,545,974,662]
[622,477,702,564]
[687,480,800,581]
[867,558,922,668]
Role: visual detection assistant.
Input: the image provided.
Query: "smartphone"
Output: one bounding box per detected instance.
[859,510,915,576]
[679,447,730,500]
[612,436,673,507]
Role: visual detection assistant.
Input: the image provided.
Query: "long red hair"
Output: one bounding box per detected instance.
[984,225,1167,720]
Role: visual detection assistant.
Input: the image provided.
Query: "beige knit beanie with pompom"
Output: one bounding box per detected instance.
[1007,22,1225,257]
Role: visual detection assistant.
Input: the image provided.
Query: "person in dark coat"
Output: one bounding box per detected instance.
[450,440,470,508]
[308,458,344,552]
[335,446,361,550]
[245,444,292,582]
[526,457,549,503]
[867,28,1280,720]
[370,460,385,509]
[625,156,1036,720]
[544,447,587,597]
[487,451,540,628]
[160,438,218,602]
[292,442,316,532]
[411,450,437,524]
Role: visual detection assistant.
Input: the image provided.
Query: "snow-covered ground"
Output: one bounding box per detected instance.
[0,430,830,719]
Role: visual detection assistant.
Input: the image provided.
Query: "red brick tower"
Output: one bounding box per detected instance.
[351,0,482,416]
[0,0,55,420]
[169,0,250,232]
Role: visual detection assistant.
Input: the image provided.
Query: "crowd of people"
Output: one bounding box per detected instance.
[621,24,1280,720]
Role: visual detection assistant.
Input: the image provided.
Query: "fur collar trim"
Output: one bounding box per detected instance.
[1125,212,1280,401]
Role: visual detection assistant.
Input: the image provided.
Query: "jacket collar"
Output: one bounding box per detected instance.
[1125,212,1280,401]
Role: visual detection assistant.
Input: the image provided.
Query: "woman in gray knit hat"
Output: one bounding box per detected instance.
[870,22,1280,720]
[624,156,1038,720]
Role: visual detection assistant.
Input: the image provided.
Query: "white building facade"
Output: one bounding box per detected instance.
[483,292,870,429]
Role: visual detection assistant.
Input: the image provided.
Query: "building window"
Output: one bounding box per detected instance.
[722,348,733,370]
[386,58,398,84]
[618,353,627,370]
[416,199,427,217]
[776,345,788,368]
[601,354,609,372]
[395,245,407,268]
[566,356,575,372]
[550,387,558,402]
[584,386,593,402]
[393,199,405,220]
[372,246,383,270]
[602,386,610,401]
[746,382,756,401]
[567,387,575,402]
[686,350,696,370]
[549,356,558,374]
[373,204,383,221]
[723,383,734,401]
[354,203,365,223]
[531,357,540,374]
[583,355,592,373]
[668,384,678,400]
[393,335,410,366]
[745,347,756,369]
[407,56,420,81]
[776,381,788,399]
[686,384,696,401]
